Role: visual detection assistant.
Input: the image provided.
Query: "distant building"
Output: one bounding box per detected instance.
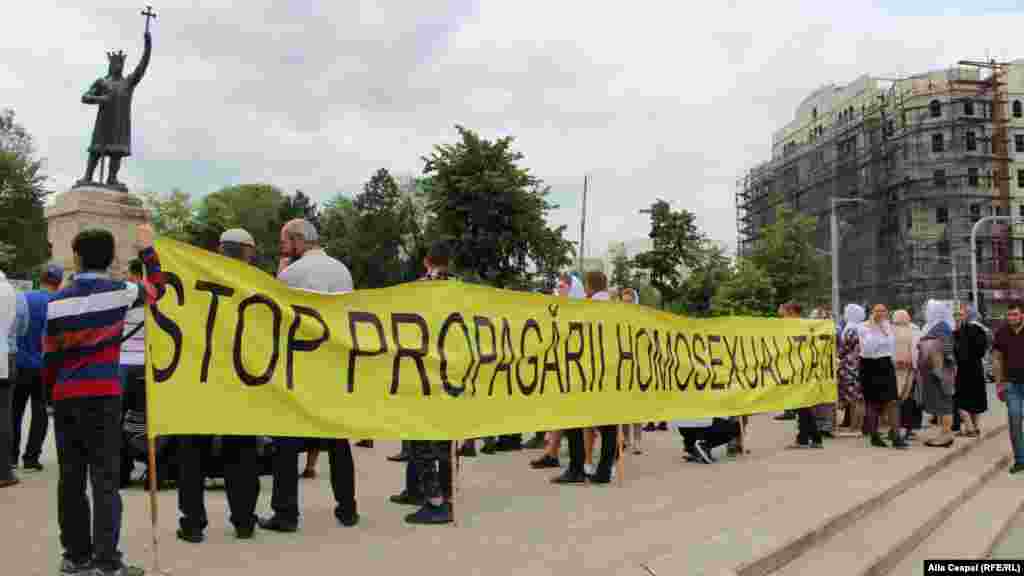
[738,61,1024,315]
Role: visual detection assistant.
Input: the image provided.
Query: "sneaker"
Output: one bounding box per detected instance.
[529,455,560,469]
[92,563,145,576]
[390,490,426,506]
[583,463,596,476]
[258,515,299,533]
[23,460,44,472]
[59,557,92,575]
[693,440,714,464]
[334,508,360,527]
[176,527,204,543]
[1010,463,1024,475]
[405,502,452,525]
[235,524,256,539]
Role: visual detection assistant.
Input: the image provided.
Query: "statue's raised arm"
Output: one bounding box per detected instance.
[128,31,151,87]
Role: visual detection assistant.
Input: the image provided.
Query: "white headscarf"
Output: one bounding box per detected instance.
[568,274,585,300]
[842,304,866,339]
[923,300,955,336]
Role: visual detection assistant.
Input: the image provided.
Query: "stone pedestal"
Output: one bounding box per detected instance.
[45,185,148,276]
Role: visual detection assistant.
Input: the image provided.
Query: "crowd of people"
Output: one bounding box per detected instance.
[1,219,1023,575]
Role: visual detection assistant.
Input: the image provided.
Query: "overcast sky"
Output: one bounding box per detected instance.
[2,1,1023,258]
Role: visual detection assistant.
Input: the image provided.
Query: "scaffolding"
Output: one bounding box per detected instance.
[737,60,1024,316]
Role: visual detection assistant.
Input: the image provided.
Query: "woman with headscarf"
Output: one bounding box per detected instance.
[529,273,587,470]
[918,300,958,447]
[837,304,866,433]
[954,303,990,437]
[860,303,908,448]
[892,310,923,440]
[618,288,646,455]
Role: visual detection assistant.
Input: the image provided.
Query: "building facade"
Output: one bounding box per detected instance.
[737,60,1024,317]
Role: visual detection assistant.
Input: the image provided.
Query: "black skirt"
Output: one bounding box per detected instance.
[860,356,899,403]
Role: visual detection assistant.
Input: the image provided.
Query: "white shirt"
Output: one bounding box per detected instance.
[0,273,14,379]
[120,306,146,366]
[859,323,896,359]
[278,249,353,294]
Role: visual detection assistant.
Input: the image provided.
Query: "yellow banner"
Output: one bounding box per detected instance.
[146,238,837,439]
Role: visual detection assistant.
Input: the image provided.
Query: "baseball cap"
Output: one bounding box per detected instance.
[43,263,64,285]
[219,228,255,247]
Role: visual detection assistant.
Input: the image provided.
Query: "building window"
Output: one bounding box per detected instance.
[936,206,948,223]
[966,131,977,151]
[969,167,979,186]
[938,240,950,257]
[964,100,975,116]
[934,169,947,187]
[932,133,944,153]
[930,100,942,118]
[971,203,981,218]
[1016,134,1024,152]
[1015,100,1023,118]
[1019,169,1024,188]
[906,209,913,230]
[1019,204,1024,218]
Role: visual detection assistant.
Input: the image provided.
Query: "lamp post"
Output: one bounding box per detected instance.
[831,197,871,323]
[970,215,1024,312]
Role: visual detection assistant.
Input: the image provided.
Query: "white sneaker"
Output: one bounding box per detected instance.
[584,463,596,476]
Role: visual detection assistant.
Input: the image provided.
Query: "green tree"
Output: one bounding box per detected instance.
[0,109,49,277]
[349,169,408,288]
[713,258,776,316]
[609,244,635,290]
[423,126,569,288]
[679,241,733,316]
[142,188,194,242]
[280,189,320,230]
[748,199,827,309]
[633,200,705,309]
[192,183,286,271]
[320,193,358,265]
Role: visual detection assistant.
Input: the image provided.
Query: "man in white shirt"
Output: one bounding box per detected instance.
[260,219,359,533]
[0,269,24,487]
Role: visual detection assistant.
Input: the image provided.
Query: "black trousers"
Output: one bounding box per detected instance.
[679,419,741,452]
[11,366,48,465]
[270,437,356,521]
[565,426,618,479]
[177,435,261,531]
[54,396,125,570]
[409,440,452,500]
[797,407,822,444]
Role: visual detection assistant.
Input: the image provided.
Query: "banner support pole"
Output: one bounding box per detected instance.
[146,435,164,574]
[450,440,458,527]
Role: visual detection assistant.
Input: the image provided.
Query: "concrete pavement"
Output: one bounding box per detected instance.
[2,407,1018,575]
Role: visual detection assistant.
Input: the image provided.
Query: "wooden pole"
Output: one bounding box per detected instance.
[616,425,625,487]
[450,441,458,527]
[146,436,162,574]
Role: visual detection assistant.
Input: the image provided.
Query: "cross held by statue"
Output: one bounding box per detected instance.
[141,5,157,33]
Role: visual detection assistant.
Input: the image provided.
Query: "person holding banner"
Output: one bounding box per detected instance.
[176,229,263,543]
[400,241,458,524]
[45,225,163,576]
[781,302,824,450]
[552,271,619,485]
[261,219,360,532]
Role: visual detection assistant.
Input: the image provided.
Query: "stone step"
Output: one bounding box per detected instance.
[731,425,1008,576]
[771,432,1010,576]
[890,468,1024,575]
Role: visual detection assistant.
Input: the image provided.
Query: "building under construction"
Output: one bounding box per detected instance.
[737,60,1024,317]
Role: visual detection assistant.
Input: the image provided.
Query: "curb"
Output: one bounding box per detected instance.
[734,424,1008,576]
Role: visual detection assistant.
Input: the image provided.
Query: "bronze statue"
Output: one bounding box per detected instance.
[75,6,156,191]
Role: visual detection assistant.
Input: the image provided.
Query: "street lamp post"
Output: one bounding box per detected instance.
[831,197,870,322]
[970,215,1024,312]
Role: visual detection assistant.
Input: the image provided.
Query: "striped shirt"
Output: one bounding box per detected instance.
[43,247,165,401]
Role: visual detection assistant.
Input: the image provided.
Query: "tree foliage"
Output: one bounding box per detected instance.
[143,188,194,242]
[423,125,572,289]
[0,109,48,277]
[633,200,705,308]
[747,200,827,309]
[609,244,635,290]
[192,183,286,271]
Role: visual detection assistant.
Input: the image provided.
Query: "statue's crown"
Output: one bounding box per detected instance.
[106,50,126,65]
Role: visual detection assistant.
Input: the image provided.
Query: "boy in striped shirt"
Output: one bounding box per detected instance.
[44,225,163,576]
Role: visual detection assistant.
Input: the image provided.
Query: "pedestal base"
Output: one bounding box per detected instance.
[45,185,147,277]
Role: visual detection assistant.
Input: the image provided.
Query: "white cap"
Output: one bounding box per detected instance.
[220,228,255,247]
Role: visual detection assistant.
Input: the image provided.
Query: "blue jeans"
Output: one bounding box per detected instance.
[1006,382,1024,466]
